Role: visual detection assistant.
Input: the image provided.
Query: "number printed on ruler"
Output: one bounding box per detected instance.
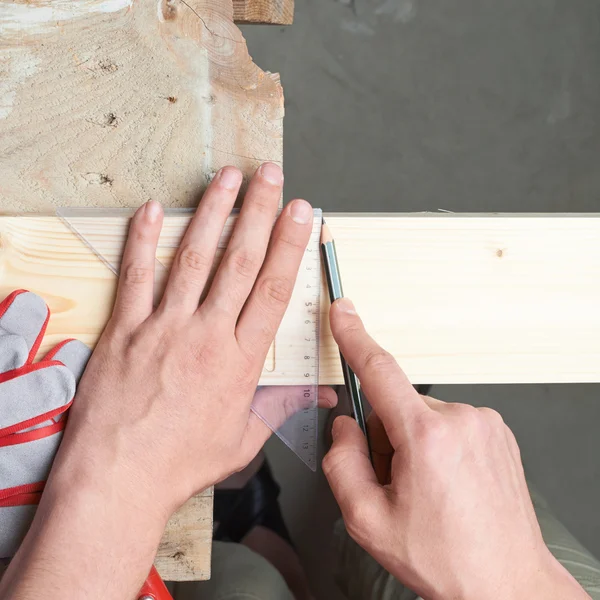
[299,214,322,466]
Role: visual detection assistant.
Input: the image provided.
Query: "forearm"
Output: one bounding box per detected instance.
[0,459,168,600]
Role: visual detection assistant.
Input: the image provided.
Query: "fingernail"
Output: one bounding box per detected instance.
[259,162,283,185]
[335,297,356,315]
[145,200,162,223]
[289,199,312,224]
[218,167,242,190]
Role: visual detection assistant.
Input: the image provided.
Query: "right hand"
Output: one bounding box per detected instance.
[323,297,589,600]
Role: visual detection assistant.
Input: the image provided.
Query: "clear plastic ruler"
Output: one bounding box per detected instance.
[56,207,322,471]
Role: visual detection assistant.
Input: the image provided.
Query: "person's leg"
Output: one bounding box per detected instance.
[173,541,294,600]
[530,484,600,599]
[332,520,420,600]
[213,452,314,600]
[331,482,600,600]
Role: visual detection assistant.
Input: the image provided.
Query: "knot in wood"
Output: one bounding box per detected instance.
[161,0,178,20]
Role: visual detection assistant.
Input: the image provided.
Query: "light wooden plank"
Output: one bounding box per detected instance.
[156,490,213,581]
[2,213,600,385]
[0,0,283,213]
[321,214,600,384]
[233,0,294,24]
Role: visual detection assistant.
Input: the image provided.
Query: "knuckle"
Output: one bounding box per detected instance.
[450,402,479,421]
[178,245,211,274]
[362,348,395,373]
[258,276,293,309]
[414,413,451,454]
[340,321,362,337]
[276,231,306,251]
[131,226,152,244]
[250,194,274,214]
[478,406,505,427]
[458,405,485,434]
[451,404,489,436]
[123,261,152,285]
[321,450,337,478]
[228,249,260,278]
[345,501,378,541]
[322,446,349,481]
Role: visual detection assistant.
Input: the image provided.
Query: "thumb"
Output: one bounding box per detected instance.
[323,416,387,538]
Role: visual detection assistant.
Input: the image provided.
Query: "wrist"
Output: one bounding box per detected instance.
[459,551,590,600]
[2,462,168,599]
[516,553,590,600]
[44,463,170,540]
[51,416,178,522]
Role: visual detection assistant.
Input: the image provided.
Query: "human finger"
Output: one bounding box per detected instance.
[235,199,313,358]
[239,386,338,463]
[201,163,283,322]
[323,416,388,540]
[329,298,428,448]
[112,201,163,329]
[160,167,242,314]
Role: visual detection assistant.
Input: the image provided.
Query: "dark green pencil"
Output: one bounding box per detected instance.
[321,219,371,452]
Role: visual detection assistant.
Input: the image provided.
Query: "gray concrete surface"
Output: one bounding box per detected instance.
[243,1,600,598]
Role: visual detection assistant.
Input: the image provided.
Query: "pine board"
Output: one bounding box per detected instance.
[2,213,600,385]
[320,214,600,384]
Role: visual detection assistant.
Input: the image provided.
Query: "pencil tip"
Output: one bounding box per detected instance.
[321,220,333,244]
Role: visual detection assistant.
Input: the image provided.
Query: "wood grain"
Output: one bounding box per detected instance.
[2,213,600,384]
[321,214,600,384]
[157,490,213,581]
[0,0,283,212]
[233,0,294,24]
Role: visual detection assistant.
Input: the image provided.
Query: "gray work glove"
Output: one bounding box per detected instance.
[0,290,90,558]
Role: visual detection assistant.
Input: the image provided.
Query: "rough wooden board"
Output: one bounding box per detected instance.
[2,213,600,384]
[0,491,214,583]
[157,490,213,581]
[233,0,294,24]
[0,0,283,212]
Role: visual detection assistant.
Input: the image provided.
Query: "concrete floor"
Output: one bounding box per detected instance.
[243,1,600,598]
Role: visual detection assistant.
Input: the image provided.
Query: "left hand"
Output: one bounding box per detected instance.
[51,162,334,519]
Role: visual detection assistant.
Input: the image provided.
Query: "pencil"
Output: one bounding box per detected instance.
[321,220,371,452]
